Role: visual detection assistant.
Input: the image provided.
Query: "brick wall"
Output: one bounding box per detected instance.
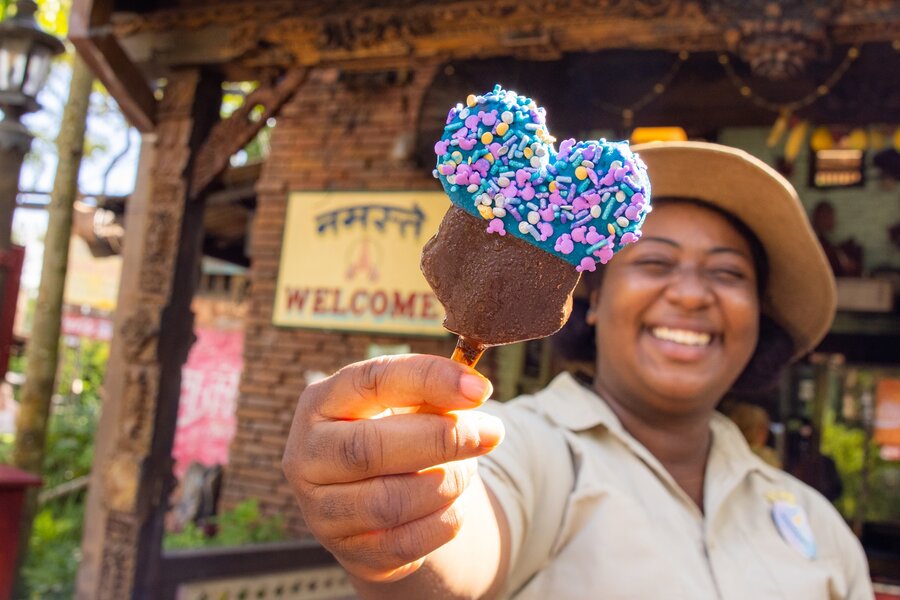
[219,64,481,536]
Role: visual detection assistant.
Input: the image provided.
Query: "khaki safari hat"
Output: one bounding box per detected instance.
[632,140,836,359]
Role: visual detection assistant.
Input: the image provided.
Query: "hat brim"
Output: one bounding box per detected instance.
[632,141,836,359]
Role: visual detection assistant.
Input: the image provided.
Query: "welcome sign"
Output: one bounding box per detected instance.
[273,191,450,336]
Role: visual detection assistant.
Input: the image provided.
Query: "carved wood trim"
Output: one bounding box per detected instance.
[189,69,308,201]
[110,0,900,74]
[70,0,157,132]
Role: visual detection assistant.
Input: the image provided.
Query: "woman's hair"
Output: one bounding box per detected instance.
[551,197,795,393]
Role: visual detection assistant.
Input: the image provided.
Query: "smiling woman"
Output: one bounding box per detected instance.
[283,141,874,600]
[558,195,795,394]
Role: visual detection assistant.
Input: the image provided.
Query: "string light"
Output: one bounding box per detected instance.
[597,50,690,128]
[718,46,860,114]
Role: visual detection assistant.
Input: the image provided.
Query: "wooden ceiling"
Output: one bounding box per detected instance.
[72,0,900,132]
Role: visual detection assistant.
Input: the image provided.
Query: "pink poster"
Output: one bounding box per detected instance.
[172,328,243,478]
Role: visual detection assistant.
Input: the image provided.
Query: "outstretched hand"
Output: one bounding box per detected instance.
[282,354,504,583]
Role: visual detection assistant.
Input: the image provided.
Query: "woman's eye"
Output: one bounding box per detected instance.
[634,258,674,271]
[710,268,747,282]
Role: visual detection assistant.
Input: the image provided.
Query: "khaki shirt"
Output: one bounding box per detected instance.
[480,373,873,600]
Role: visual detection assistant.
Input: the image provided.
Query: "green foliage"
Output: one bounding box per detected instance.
[41,341,107,488]
[822,418,900,523]
[19,499,84,600]
[0,433,13,463]
[220,81,274,164]
[36,0,70,38]
[164,499,287,550]
[13,340,108,598]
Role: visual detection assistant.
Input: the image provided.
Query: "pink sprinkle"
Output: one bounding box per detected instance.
[576,257,597,273]
[549,191,564,206]
[555,234,575,255]
[537,222,553,241]
[465,115,480,129]
[597,246,615,264]
[625,205,641,221]
[571,226,587,243]
[539,207,555,222]
[620,232,638,244]
[631,193,644,203]
[458,138,477,151]
[488,142,502,156]
[501,184,518,198]
[486,219,506,236]
[585,227,602,245]
[481,110,498,127]
[434,140,449,155]
[600,170,616,186]
[520,184,535,201]
[582,146,595,161]
[455,164,470,185]
[473,159,490,177]
[571,197,590,212]
[584,192,601,206]
[515,169,530,187]
[469,172,482,186]
[439,164,455,175]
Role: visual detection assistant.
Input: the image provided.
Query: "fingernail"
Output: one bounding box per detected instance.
[459,373,493,403]
[474,412,505,448]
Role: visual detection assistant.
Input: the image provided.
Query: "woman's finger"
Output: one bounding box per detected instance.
[307,354,493,420]
[293,411,503,484]
[303,459,477,538]
[330,496,468,582]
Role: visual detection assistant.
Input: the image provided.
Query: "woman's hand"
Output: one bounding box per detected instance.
[282,354,504,584]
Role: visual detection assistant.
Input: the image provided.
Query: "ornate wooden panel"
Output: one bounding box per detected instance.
[112,0,900,78]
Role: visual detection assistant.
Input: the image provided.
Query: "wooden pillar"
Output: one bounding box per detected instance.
[75,68,222,600]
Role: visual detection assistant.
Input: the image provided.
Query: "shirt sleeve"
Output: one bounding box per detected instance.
[822,504,874,600]
[478,398,576,596]
[797,484,875,600]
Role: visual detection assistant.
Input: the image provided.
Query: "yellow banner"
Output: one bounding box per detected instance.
[273,191,450,336]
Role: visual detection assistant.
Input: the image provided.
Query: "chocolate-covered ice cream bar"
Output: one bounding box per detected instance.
[422,85,652,366]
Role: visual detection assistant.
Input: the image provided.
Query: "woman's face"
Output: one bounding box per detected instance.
[591,202,760,417]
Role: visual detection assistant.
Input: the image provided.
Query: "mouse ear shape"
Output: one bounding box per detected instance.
[433,85,652,272]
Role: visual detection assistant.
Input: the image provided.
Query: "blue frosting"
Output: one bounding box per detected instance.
[433,85,651,272]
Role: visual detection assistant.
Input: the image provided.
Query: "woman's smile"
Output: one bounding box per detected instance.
[593,201,760,414]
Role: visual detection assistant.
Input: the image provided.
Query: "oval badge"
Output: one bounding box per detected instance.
[771,499,817,560]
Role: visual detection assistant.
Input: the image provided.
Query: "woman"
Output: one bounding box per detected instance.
[282,142,873,599]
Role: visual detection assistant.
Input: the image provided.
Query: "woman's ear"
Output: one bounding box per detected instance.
[585,288,600,326]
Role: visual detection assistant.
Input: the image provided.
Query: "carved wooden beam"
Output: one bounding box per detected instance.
[188,69,308,201]
[109,0,900,76]
[70,0,157,132]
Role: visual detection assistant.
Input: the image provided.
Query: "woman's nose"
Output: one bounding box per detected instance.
[663,266,714,310]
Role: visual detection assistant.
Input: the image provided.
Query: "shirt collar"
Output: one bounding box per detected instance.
[536,372,777,485]
[537,372,626,434]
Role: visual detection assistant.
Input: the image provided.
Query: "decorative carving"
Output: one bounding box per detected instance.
[110,0,900,72]
[703,0,841,79]
[140,208,182,296]
[119,306,160,363]
[190,69,308,200]
[97,512,138,600]
[120,365,160,455]
[317,12,435,52]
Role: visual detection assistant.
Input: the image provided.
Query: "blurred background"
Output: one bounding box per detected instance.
[0,1,898,598]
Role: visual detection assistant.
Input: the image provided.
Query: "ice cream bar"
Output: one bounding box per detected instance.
[422,85,652,366]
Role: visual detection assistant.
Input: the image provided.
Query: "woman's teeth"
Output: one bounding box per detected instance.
[650,327,712,347]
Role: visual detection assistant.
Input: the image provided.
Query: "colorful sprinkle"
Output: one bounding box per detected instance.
[434,85,652,270]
